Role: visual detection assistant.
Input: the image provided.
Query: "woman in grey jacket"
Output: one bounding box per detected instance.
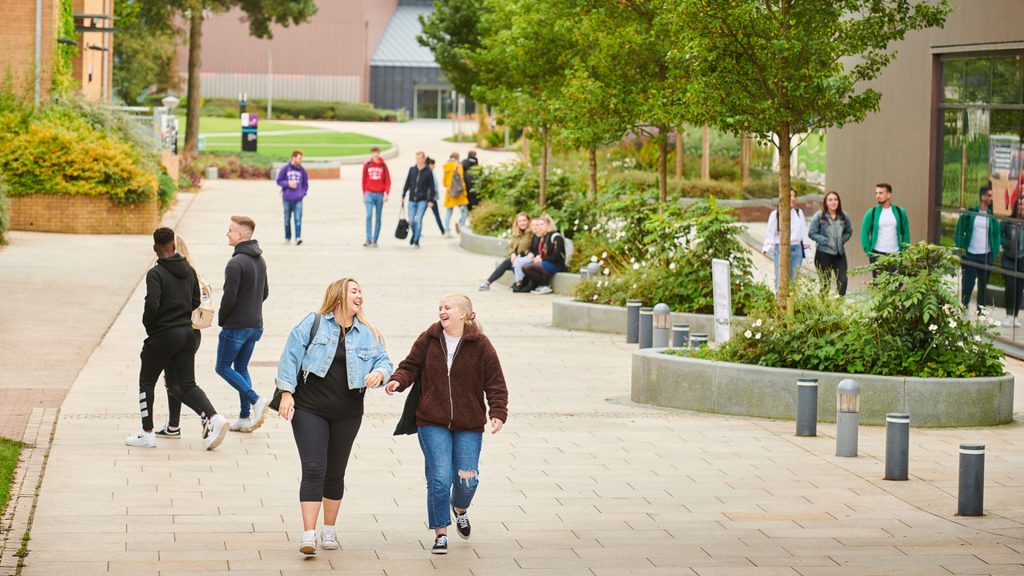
[808,191,854,295]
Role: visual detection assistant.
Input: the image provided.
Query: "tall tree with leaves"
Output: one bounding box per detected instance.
[418,0,489,135]
[673,0,951,308]
[114,0,180,105]
[141,0,317,159]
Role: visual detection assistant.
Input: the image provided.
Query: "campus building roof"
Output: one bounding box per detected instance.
[371,5,437,68]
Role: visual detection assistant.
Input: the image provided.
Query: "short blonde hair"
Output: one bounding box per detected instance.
[444,293,482,333]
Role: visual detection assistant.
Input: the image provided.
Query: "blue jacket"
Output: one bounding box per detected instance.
[275,312,392,393]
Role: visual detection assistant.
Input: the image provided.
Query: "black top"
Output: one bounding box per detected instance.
[143,254,200,336]
[294,340,364,419]
[402,165,437,203]
[219,240,269,329]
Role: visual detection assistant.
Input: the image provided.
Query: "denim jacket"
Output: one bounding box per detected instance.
[275,312,392,392]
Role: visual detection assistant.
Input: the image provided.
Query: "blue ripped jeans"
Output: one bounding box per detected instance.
[417,425,482,529]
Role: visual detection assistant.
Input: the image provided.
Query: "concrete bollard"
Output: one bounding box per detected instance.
[638,307,654,349]
[586,262,601,278]
[652,303,671,348]
[884,413,910,481]
[836,379,860,457]
[689,333,708,349]
[796,378,818,437]
[579,267,591,280]
[957,443,985,516]
[626,300,643,344]
[205,166,219,180]
[671,324,690,348]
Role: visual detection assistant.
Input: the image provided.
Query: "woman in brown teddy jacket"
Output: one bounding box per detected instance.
[385,293,508,555]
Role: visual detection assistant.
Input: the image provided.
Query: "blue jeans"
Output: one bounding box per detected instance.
[364,193,384,243]
[215,327,263,417]
[283,199,303,241]
[408,200,428,244]
[772,244,804,289]
[418,426,482,529]
[444,205,468,232]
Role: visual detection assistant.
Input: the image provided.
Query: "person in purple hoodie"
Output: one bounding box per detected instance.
[277,150,309,245]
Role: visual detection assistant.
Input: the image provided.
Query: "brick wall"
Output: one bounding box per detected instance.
[9,195,160,234]
[0,0,61,101]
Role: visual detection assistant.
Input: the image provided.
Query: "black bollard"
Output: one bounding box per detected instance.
[626,300,643,344]
[795,378,818,437]
[638,307,654,349]
[957,443,985,516]
[884,413,910,481]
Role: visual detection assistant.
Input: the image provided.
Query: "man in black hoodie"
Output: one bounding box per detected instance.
[216,215,271,433]
[127,227,229,450]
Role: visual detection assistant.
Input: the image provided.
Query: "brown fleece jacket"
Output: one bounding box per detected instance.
[391,322,508,432]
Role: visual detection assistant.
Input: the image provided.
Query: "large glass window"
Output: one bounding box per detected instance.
[937,53,1024,343]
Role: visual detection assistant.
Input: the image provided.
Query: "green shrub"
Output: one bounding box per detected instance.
[180,98,402,122]
[0,176,10,245]
[469,199,518,237]
[691,243,1004,378]
[189,151,274,180]
[608,171,744,199]
[157,173,176,209]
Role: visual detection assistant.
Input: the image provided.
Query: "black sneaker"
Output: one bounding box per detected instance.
[154,426,181,439]
[431,534,448,554]
[452,507,471,540]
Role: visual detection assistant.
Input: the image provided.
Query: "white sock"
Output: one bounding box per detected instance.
[303,529,315,540]
[322,525,336,536]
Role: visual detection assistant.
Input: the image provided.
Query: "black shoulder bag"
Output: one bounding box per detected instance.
[269,313,321,412]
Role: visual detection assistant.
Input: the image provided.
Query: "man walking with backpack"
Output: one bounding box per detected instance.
[362,146,390,247]
[861,183,910,278]
[443,152,469,236]
[217,215,271,433]
[126,227,229,450]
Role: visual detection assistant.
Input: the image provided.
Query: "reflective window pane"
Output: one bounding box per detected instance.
[992,56,1022,105]
[943,59,964,103]
[964,58,991,104]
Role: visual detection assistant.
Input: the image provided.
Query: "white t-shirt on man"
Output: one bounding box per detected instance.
[967,214,990,255]
[874,207,900,253]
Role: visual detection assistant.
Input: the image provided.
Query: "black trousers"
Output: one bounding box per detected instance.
[1005,256,1024,317]
[138,326,217,431]
[487,258,513,284]
[291,407,362,501]
[522,261,553,286]
[164,329,202,428]
[430,202,445,234]
[813,251,848,296]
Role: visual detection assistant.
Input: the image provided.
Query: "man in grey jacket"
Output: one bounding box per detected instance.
[216,215,271,432]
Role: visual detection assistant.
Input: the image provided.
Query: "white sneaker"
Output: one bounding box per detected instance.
[478,281,490,291]
[125,431,156,448]
[229,417,252,432]
[532,285,553,295]
[321,528,340,550]
[248,397,270,432]
[299,530,317,555]
[203,415,229,451]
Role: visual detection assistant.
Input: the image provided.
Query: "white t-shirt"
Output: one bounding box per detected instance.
[874,207,899,253]
[444,333,461,371]
[967,213,990,255]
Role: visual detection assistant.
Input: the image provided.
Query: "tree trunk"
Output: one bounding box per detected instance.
[658,128,669,203]
[521,127,531,166]
[777,126,793,310]
[588,147,597,201]
[183,8,204,160]
[539,125,549,208]
[701,125,711,180]
[477,103,490,146]
[675,125,684,180]
[741,134,752,191]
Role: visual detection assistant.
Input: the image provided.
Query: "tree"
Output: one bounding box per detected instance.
[418,0,489,136]
[673,0,951,308]
[113,0,180,105]
[141,0,317,159]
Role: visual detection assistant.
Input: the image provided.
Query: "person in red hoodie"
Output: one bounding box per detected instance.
[362,146,391,247]
[385,294,508,555]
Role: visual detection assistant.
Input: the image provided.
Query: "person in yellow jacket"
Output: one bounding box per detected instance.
[443,152,469,237]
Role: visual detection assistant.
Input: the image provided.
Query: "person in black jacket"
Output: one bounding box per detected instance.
[217,215,272,433]
[126,227,229,450]
[462,150,480,211]
[401,151,437,247]
[520,216,566,295]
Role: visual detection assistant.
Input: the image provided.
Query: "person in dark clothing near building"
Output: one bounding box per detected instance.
[217,215,272,433]
[277,150,309,245]
[520,216,567,295]
[955,185,1000,314]
[462,150,480,211]
[126,227,229,450]
[1002,193,1024,327]
[402,151,437,247]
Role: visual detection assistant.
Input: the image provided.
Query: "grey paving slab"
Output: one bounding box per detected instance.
[9,121,1024,576]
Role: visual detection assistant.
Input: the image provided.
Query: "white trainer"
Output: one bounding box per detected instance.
[229,417,252,432]
[125,431,156,448]
[203,415,229,451]
[321,528,340,550]
[299,530,317,555]
[248,397,270,432]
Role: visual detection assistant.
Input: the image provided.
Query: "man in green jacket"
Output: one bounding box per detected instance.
[861,183,911,278]
[955,185,1000,312]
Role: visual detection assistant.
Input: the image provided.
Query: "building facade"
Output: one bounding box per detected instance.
[72,0,114,102]
[0,0,61,103]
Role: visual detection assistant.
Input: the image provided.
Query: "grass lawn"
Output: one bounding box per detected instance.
[198,131,391,160]
[0,438,21,513]
[176,115,318,134]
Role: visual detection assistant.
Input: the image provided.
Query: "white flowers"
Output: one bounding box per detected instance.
[755,333,762,340]
[974,335,983,342]
[928,324,938,332]
[603,268,610,275]
[948,319,957,328]
[754,319,763,328]
[591,255,598,263]
[744,330,753,338]
[632,263,640,270]
[669,262,677,270]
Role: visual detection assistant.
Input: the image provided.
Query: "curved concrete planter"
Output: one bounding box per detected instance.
[552,299,739,342]
[460,228,580,295]
[631,348,1015,427]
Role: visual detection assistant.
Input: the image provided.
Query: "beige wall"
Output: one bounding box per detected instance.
[826,0,1024,268]
[0,0,60,102]
[71,0,114,101]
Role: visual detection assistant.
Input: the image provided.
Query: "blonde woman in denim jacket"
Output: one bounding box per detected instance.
[275,278,392,556]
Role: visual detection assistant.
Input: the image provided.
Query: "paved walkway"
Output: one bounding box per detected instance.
[8,121,1024,575]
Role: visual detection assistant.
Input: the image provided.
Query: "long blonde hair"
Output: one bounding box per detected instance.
[175,235,209,289]
[444,293,483,333]
[319,278,383,343]
[510,211,531,240]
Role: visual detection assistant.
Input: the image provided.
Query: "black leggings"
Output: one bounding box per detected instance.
[291,407,362,501]
[164,330,202,428]
[522,261,552,286]
[487,258,513,284]
[813,251,848,296]
[139,326,217,431]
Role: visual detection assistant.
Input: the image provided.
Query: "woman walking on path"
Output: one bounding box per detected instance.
[763,189,813,290]
[808,191,853,295]
[479,212,533,291]
[385,294,508,555]
[443,153,469,236]
[275,278,393,556]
